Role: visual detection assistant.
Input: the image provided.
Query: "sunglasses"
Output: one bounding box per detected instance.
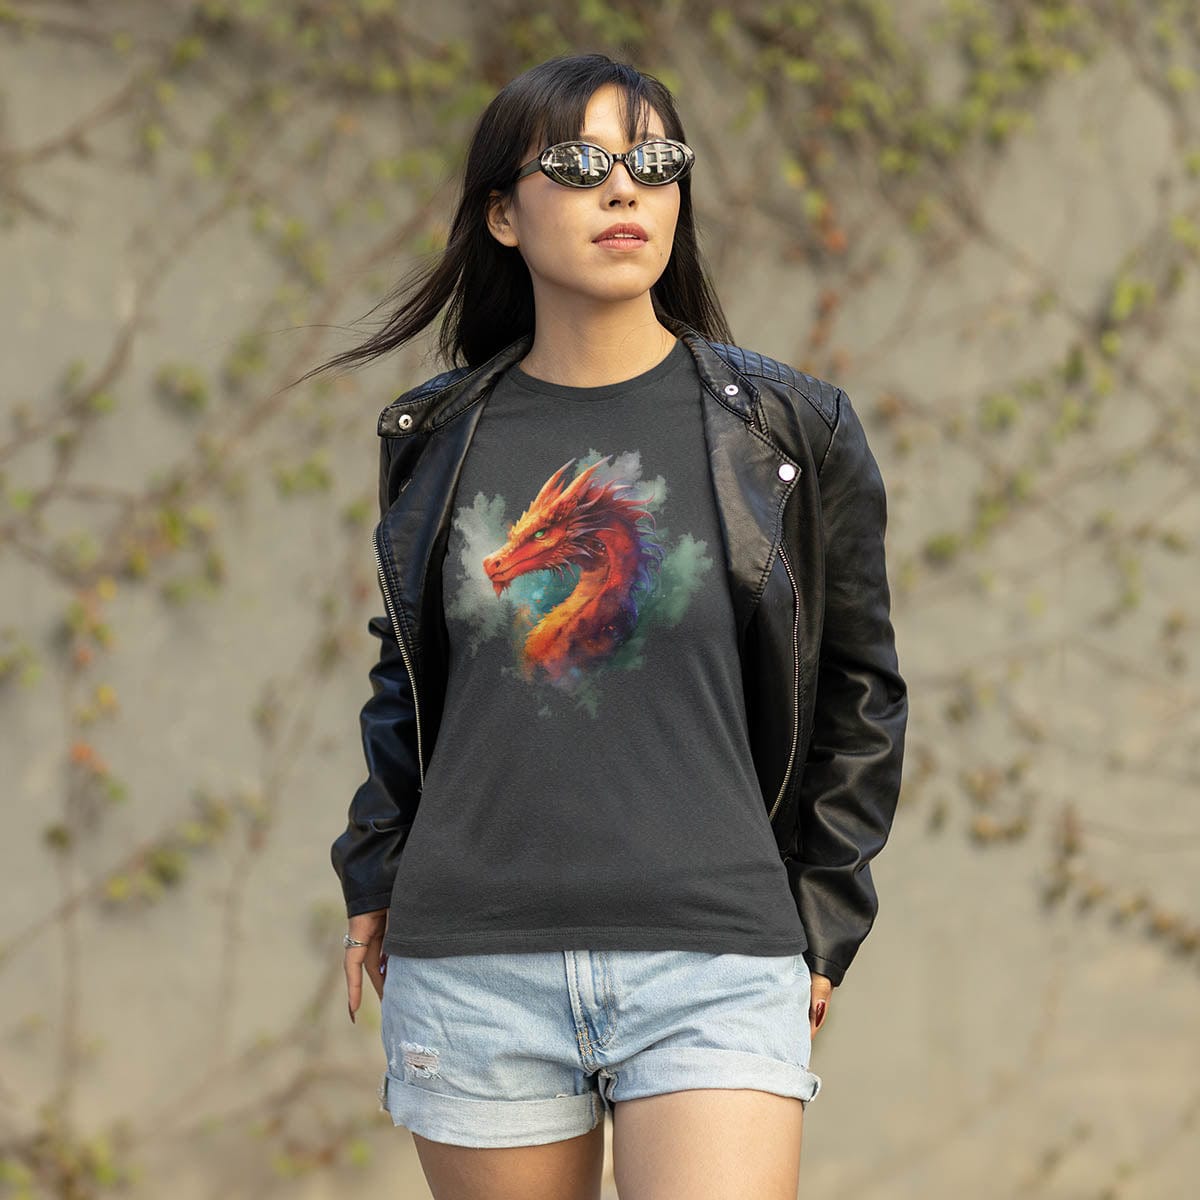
[513,138,695,189]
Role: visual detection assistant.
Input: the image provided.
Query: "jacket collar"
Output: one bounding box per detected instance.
[378,314,762,436]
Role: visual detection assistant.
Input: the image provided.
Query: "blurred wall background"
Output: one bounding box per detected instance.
[2,1,1198,1197]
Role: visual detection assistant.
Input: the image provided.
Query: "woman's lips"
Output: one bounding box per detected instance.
[594,236,647,251]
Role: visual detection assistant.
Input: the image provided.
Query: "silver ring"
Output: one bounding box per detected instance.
[343,933,369,948]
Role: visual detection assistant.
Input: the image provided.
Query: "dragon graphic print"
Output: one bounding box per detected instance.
[446,449,713,711]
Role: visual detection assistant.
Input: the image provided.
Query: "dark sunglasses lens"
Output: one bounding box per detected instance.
[629,140,688,184]
[545,142,611,186]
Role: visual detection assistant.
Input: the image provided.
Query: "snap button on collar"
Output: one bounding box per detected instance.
[397,413,413,430]
[778,462,797,481]
[723,383,739,396]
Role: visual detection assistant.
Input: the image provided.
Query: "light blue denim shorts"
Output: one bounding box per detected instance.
[377,947,822,1148]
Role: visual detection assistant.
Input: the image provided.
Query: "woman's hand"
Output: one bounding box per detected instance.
[809,972,832,1040]
[344,909,389,1023]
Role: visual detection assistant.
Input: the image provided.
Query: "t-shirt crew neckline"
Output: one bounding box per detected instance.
[506,336,690,402]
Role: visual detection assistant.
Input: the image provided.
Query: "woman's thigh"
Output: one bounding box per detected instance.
[411,1121,606,1200]
[612,1088,804,1200]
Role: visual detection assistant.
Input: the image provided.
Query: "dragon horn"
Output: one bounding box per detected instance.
[527,459,578,509]
[557,455,612,506]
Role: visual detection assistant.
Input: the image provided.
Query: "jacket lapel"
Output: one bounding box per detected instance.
[671,323,802,648]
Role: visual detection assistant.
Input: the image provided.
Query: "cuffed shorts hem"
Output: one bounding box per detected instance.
[379,1070,604,1148]
[604,1045,823,1114]
[377,1043,823,1149]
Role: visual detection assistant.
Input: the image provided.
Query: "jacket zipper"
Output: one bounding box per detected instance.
[768,541,801,824]
[372,525,425,790]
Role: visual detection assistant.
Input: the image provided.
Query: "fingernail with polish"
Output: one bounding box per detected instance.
[348,1002,355,1024]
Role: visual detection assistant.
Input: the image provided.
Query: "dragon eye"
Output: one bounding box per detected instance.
[533,529,547,539]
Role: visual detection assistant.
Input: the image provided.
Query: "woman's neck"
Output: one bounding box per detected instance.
[516,312,679,388]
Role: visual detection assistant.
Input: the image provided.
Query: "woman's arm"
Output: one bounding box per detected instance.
[790,386,909,988]
[330,436,422,918]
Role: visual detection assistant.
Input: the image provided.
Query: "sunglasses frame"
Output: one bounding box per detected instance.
[512,137,695,189]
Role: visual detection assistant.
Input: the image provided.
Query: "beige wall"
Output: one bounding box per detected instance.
[2,3,1197,1196]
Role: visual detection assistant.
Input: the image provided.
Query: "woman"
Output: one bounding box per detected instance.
[311,52,907,1200]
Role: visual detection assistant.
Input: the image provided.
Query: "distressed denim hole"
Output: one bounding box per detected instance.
[401,1040,441,1078]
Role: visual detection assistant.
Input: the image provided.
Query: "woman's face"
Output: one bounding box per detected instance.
[486,83,681,308]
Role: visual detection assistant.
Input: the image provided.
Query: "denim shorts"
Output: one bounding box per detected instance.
[376,947,822,1148]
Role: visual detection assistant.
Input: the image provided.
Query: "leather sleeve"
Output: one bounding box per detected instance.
[793,388,908,987]
[329,436,422,918]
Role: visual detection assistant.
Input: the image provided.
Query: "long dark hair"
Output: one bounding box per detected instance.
[293,52,732,388]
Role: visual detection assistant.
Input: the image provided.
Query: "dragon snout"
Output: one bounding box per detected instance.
[483,552,511,597]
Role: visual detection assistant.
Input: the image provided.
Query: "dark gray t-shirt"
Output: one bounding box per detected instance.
[380,336,807,958]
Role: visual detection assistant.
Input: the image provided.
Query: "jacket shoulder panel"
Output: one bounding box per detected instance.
[708,341,841,431]
[708,340,843,472]
[376,365,473,436]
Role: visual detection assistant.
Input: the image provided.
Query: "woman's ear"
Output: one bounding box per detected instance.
[485,189,519,248]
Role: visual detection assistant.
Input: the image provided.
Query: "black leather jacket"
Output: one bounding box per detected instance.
[331,316,908,987]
